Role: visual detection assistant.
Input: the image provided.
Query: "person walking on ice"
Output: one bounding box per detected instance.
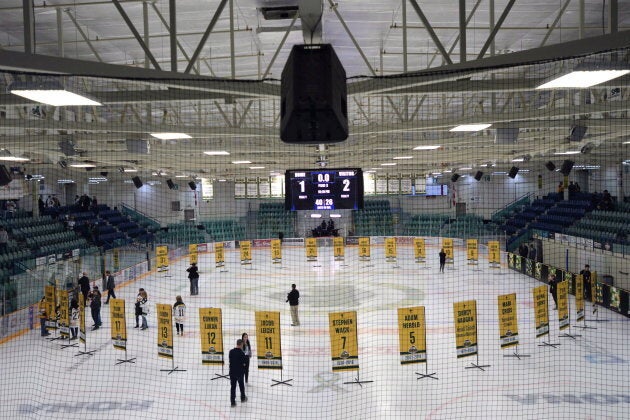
[286,283,300,326]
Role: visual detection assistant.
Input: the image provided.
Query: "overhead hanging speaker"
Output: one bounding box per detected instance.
[474,171,484,181]
[560,160,574,176]
[451,173,460,182]
[280,44,348,144]
[166,179,176,190]
[508,166,519,179]
[188,181,197,190]
[545,161,556,171]
[131,176,143,189]
[568,125,587,142]
[0,165,12,186]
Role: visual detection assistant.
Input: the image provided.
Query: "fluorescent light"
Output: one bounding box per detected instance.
[554,151,581,155]
[122,168,138,172]
[458,167,472,171]
[365,170,376,173]
[57,179,75,184]
[150,132,191,140]
[0,149,29,161]
[623,141,630,145]
[450,123,492,132]
[330,214,342,218]
[380,163,397,166]
[175,175,187,178]
[443,169,452,173]
[537,70,630,89]
[310,214,322,218]
[249,166,265,169]
[10,88,101,106]
[204,151,230,156]
[413,145,441,150]
[519,169,530,173]
[69,163,96,168]
[431,172,441,175]
[218,179,227,182]
[88,177,108,182]
[492,171,507,175]
[232,161,252,164]
[512,158,525,162]
[392,156,413,160]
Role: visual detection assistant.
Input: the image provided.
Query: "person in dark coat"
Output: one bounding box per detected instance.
[187,262,199,296]
[104,270,116,304]
[78,272,91,303]
[89,286,102,330]
[580,264,592,301]
[548,274,559,310]
[439,249,446,273]
[286,284,300,326]
[229,339,248,407]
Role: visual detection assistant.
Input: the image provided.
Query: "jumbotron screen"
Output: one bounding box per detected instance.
[284,168,364,211]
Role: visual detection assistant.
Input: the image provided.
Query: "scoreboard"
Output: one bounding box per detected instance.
[285,168,364,211]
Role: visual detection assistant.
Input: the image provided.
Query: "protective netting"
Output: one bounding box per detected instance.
[0,45,629,420]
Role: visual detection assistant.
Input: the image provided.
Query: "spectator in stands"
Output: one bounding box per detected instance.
[89,285,102,330]
[580,264,592,301]
[80,194,91,211]
[78,272,91,303]
[0,226,8,252]
[568,181,577,198]
[599,190,613,210]
[90,196,99,213]
[557,182,564,194]
[46,195,55,208]
[518,243,529,259]
[574,182,581,192]
[5,200,17,215]
[67,216,76,230]
[38,196,45,214]
[38,296,50,337]
[528,243,537,262]
[74,195,81,206]
[52,196,61,207]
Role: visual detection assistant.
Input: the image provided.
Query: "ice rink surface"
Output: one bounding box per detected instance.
[1,244,628,419]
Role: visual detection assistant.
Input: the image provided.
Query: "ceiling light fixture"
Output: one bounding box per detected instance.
[380,163,397,166]
[69,163,96,168]
[232,160,252,164]
[450,123,492,132]
[554,151,581,155]
[203,151,230,156]
[392,156,413,160]
[413,145,441,150]
[536,62,630,89]
[249,166,265,169]
[0,149,29,162]
[150,132,192,140]
[9,81,102,106]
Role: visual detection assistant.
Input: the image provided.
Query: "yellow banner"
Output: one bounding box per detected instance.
[466,239,478,261]
[271,239,282,262]
[488,241,500,264]
[591,271,598,303]
[199,308,224,365]
[443,238,454,261]
[385,237,397,260]
[397,306,427,364]
[44,285,56,330]
[532,285,549,338]
[215,242,225,266]
[305,237,318,260]
[413,238,426,261]
[58,290,70,338]
[113,248,120,271]
[255,311,282,369]
[329,311,359,371]
[79,294,86,343]
[453,300,478,358]
[156,245,169,271]
[575,274,584,321]
[358,237,371,258]
[110,298,127,350]
[157,303,174,359]
[189,243,198,265]
[497,293,519,348]
[557,280,570,330]
[240,240,252,263]
[333,237,345,260]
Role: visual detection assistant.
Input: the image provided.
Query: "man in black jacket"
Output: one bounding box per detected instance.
[104,270,116,304]
[439,249,446,273]
[229,339,248,407]
[286,284,300,326]
[187,263,199,296]
[78,272,90,303]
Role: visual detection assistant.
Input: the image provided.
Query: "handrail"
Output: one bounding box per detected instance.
[119,202,161,229]
[491,192,533,220]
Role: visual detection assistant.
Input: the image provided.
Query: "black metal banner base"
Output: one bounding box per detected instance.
[575,324,597,330]
[161,367,186,375]
[415,372,438,380]
[559,332,581,340]
[271,378,293,387]
[465,363,491,371]
[211,373,229,381]
[343,377,374,387]
[75,349,97,357]
[46,335,64,342]
[115,358,136,365]
[503,351,531,359]
[538,341,560,348]
[61,342,79,349]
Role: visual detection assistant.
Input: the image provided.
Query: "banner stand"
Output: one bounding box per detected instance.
[160,357,186,375]
[559,295,581,340]
[75,330,96,356]
[343,371,373,387]
[60,335,78,350]
[464,352,491,371]
[415,362,438,380]
[271,370,293,387]
[115,349,136,365]
[503,345,530,359]
[210,366,229,381]
[585,304,609,323]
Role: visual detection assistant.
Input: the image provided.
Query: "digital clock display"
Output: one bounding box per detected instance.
[285,168,364,211]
